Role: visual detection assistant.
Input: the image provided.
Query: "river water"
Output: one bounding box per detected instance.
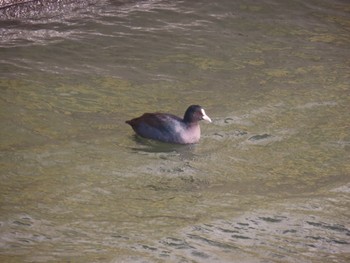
[1,0,349,262]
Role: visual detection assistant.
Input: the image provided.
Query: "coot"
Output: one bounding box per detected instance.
[126,105,212,144]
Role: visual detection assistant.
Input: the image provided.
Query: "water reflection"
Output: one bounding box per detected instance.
[130,134,196,157]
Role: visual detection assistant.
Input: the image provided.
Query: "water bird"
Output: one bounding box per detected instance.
[126,105,212,144]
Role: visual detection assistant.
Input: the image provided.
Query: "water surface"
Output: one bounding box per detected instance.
[1,0,349,262]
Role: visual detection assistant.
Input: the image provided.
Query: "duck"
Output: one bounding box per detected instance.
[126,105,212,144]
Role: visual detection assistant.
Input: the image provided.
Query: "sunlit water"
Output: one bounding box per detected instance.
[1,0,349,262]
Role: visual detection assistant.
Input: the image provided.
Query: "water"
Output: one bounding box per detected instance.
[1,0,349,262]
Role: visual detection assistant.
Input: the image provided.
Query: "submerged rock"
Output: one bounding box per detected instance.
[0,0,98,19]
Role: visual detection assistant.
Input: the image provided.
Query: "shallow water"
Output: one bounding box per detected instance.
[1,0,350,262]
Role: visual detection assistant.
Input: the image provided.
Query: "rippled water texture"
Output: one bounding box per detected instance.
[1,0,349,262]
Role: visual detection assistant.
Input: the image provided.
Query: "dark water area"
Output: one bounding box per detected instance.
[0,0,349,262]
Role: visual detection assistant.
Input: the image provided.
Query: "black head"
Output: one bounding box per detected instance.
[183,105,212,124]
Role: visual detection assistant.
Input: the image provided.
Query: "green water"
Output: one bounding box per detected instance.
[1,0,349,262]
